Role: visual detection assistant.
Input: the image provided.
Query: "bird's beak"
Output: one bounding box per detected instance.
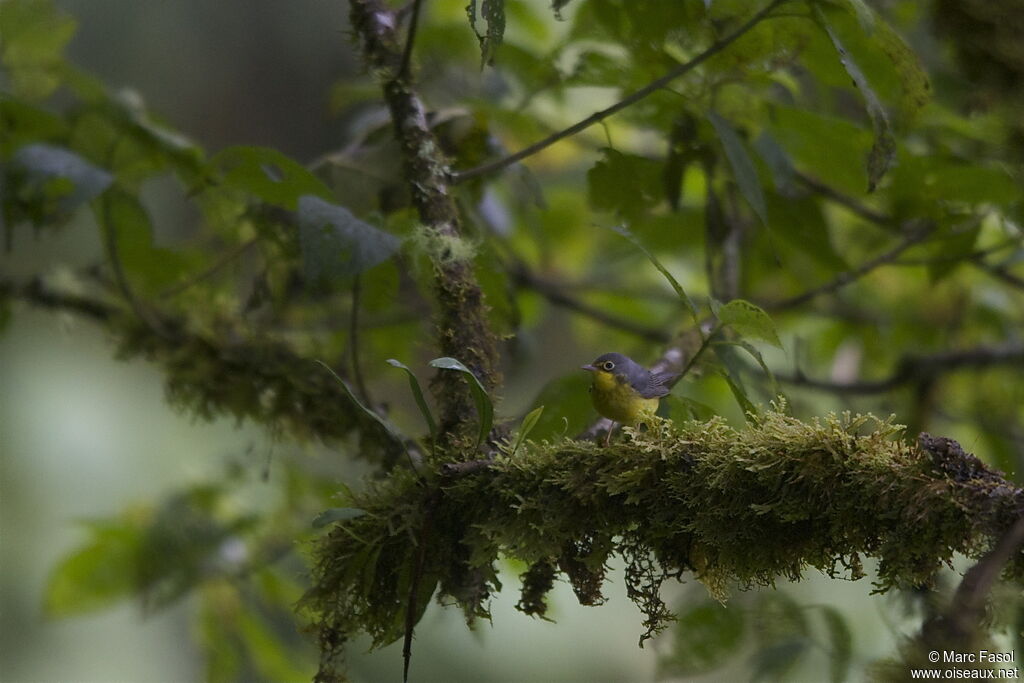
[581,364,597,372]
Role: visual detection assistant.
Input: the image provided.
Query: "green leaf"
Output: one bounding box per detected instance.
[312,507,368,529]
[587,149,663,221]
[819,606,853,683]
[467,0,506,66]
[0,99,68,155]
[429,356,494,447]
[753,131,796,193]
[715,339,781,399]
[97,190,195,293]
[713,299,782,348]
[716,366,758,422]
[839,1,930,120]
[12,143,112,214]
[386,359,438,446]
[749,640,808,682]
[925,221,981,283]
[297,195,401,287]
[660,601,745,675]
[767,106,870,194]
[524,373,594,441]
[609,223,698,321]
[667,396,719,422]
[0,0,76,99]
[708,111,768,227]
[814,6,895,192]
[45,521,140,616]
[511,405,544,457]
[314,359,408,453]
[213,146,331,209]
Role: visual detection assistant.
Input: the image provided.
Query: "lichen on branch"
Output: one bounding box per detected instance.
[348,0,500,440]
[302,408,1024,675]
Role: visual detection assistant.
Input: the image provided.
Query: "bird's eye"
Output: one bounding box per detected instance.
[602,361,615,371]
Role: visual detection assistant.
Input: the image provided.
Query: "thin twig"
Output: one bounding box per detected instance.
[973,261,1024,290]
[398,0,425,80]
[159,238,258,299]
[512,265,672,343]
[794,171,893,227]
[98,193,173,339]
[4,277,115,321]
[765,222,932,310]
[450,0,789,184]
[403,489,439,683]
[778,343,1024,395]
[349,273,373,406]
[927,514,1024,644]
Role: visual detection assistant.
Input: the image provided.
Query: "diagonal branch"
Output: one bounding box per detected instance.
[450,0,790,184]
[511,264,672,343]
[764,221,933,310]
[777,343,1024,395]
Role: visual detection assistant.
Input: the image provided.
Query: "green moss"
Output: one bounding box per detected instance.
[409,224,477,267]
[302,408,1024,671]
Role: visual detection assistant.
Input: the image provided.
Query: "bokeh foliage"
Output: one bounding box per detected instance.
[3,0,1023,680]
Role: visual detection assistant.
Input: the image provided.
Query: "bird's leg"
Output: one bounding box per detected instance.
[604,422,615,447]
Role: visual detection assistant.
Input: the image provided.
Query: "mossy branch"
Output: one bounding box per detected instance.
[5,277,405,462]
[303,410,1024,679]
[349,0,500,441]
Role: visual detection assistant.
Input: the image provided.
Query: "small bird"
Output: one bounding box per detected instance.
[581,352,679,445]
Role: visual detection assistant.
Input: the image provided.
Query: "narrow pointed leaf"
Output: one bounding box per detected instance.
[814,7,896,192]
[429,357,494,447]
[708,111,768,226]
[386,359,438,446]
[609,224,697,321]
[511,405,544,457]
[314,359,406,452]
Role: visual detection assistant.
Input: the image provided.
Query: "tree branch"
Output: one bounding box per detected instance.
[778,343,1024,394]
[305,416,1024,666]
[794,171,894,227]
[764,221,933,311]
[4,277,407,456]
[511,264,672,343]
[450,0,790,184]
[349,0,500,436]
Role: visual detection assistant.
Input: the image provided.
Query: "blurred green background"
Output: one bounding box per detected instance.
[3,0,1019,681]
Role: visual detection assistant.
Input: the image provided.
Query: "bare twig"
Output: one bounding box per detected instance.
[778,344,1024,395]
[794,171,893,227]
[349,273,372,406]
[159,238,258,299]
[450,0,790,184]
[511,265,672,343]
[3,277,115,321]
[765,222,932,310]
[398,0,425,80]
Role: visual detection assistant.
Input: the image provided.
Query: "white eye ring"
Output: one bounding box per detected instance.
[602,361,615,371]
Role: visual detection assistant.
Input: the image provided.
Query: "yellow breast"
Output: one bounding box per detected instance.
[590,371,660,424]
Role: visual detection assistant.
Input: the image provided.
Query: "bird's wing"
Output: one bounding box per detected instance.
[636,371,680,398]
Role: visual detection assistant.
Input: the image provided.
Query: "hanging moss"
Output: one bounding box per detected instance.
[302,408,1024,678]
[112,315,405,464]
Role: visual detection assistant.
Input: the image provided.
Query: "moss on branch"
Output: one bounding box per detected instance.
[303,409,1024,677]
[349,0,500,442]
[114,315,404,462]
